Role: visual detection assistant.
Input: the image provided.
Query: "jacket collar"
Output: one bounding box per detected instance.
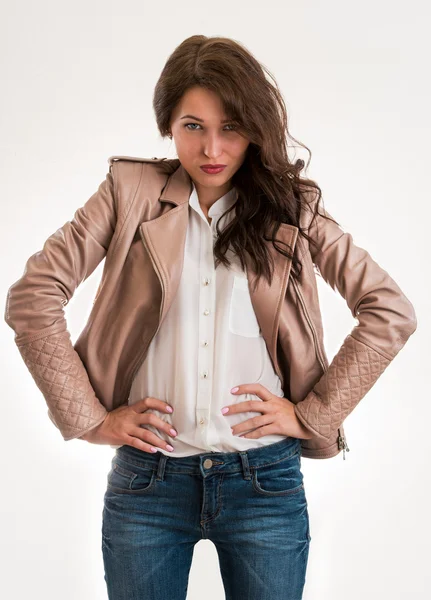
[159,161,193,206]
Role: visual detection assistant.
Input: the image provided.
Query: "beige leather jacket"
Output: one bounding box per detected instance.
[4,156,417,459]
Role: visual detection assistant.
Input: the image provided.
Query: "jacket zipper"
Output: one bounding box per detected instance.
[291,278,328,371]
[338,432,350,460]
[291,277,350,460]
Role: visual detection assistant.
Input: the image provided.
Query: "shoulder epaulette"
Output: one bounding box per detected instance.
[108,155,167,166]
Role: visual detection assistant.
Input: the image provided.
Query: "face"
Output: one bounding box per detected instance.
[169,86,250,204]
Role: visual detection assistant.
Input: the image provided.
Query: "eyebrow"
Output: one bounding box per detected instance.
[180,114,232,123]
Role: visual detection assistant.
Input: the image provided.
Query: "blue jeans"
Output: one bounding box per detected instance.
[102,436,311,600]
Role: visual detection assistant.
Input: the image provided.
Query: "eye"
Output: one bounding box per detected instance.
[184,123,238,131]
[184,123,201,131]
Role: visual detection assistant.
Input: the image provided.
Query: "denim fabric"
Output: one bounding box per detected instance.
[102,436,311,600]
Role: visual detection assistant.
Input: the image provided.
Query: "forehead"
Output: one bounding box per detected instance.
[173,86,228,119]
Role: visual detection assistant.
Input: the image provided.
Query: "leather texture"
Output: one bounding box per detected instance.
[294,334,390,441]
[291,190,417,445]
[18,329,108,439]
[4,156,417,457]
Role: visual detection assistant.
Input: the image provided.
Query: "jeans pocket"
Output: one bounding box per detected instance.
[252,447,304,497]
[106,458,156,494]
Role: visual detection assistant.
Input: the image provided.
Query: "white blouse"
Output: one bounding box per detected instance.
[110,182,286,455]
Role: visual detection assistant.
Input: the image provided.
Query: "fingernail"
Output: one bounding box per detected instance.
[169,428,177,436]
[166,444,174,451]
[221,407,229,414]
[166,405,173,413]
[231,387,239,393]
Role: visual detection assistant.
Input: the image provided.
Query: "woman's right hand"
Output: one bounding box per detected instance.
[78,397,177,453]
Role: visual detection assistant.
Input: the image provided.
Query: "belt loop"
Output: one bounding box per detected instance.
[156,453,168,481]
[239,451,252,480]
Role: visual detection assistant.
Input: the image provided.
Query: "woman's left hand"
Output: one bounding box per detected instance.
[222,383,314,440]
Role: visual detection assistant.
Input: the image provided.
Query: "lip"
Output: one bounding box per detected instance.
[200,165,226,174]
[201,164,226,168]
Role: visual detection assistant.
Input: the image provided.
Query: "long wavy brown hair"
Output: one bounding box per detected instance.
[153,35,339,288]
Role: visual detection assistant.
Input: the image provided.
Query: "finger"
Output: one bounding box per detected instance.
[230,383,272,400]
[239,423,277,439]
[138,412,177,438]
[231,413,273,436]
[123,434,160,453]
[222,399,271,415]
[133,397,174,414]
[130,426,175,453]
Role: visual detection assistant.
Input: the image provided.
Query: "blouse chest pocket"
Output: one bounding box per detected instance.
[229,275,262,338]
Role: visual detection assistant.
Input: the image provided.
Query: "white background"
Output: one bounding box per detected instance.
[1,1,429,598]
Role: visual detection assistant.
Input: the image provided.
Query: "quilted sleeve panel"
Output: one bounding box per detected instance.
[18,329,108,440]
[294,193,417,441]
[294,335,391,440]
[4,165,117,440]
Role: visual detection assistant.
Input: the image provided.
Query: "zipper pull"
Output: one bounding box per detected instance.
[338,433,350,460]
[343,437,350,460]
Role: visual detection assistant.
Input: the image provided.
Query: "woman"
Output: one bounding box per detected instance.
[5,35,417,599]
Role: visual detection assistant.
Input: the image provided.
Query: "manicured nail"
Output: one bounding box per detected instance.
[166,405,173,413]
[231,387,239,393]
[221,407,229,414]
[166,444,174,452]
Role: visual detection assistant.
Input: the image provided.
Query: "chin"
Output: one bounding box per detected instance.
[194,171,229,185]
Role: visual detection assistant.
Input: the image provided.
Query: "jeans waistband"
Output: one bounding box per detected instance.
[115,436,302,480]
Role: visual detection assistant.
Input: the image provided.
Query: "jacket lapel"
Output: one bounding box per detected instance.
[246,222,299,380]
[139,162,299,382]
[139,162,192,326]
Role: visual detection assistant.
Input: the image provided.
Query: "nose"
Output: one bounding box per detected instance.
[203,132,223,159]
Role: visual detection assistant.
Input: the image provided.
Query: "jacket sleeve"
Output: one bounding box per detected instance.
[293,193,418,442]
[4,166,117,441]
